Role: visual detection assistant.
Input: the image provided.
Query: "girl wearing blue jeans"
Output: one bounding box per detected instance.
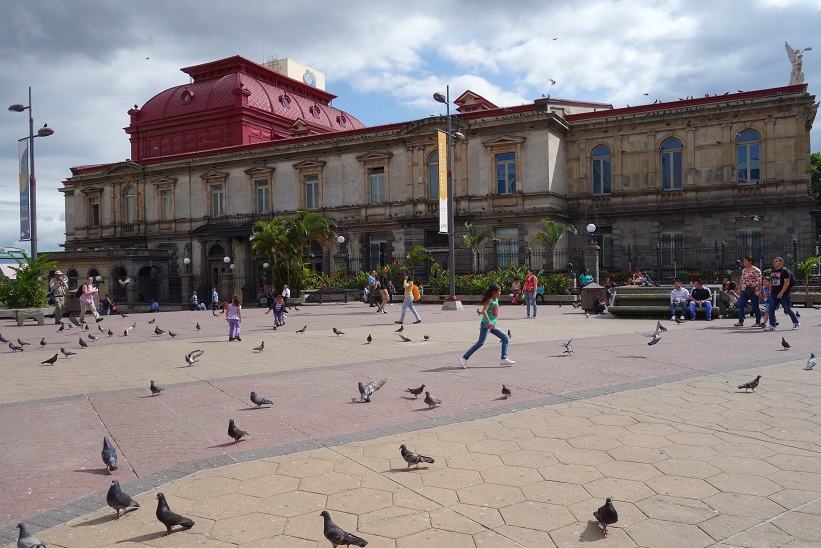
[460,283,515,368]
[396,272,422,324]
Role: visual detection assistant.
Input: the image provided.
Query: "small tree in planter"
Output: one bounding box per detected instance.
[796,257,821,295]
[529,218,577,270]
[462,222,495,273]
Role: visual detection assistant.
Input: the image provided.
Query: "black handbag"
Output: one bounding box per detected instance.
[743,286,756,298]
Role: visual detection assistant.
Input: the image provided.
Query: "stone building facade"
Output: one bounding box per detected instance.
[53,56,817,305]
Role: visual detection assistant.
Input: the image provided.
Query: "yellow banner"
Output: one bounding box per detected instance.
[438,130,448,233]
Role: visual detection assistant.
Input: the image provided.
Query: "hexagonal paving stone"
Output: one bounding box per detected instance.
[500,501,575,532]
[326,487,393,515]
[711,456,780,476]
[360,510,430,538]
[662,444,721,461]
[568,434,623,451]
[584,477,656,503]
[447,503,505,528]
[478,525,558,547]
[617,433,674,448]
[539,463,603,485]
[549,521,637,546]
[706,473,783,497]
[434,429,487,444]
[703,492,787,520]
[625,518,715,548]
[636,495,718,524]
[772,509,821,543]
[481,465,542,487]
[209,512,286,544]
[417,440,468,457]
[521,481,591,506]
[596,460,663,482]
[645,476,720,500]
[446,452,504,471]
[258,491,327,518]
[770,470,821,492]
[653,458,721,479]
[697,513,761,542]
[396,528,475,548]
[276,458,334,478]
[766,454,821,474]
[421,467,483,490]
[429,507,487,534]
[529,425,585,439]
[456,483,525,508]
[624,422,679,436]
[187,492,261,520]
[588,414,637,427]
[483,426,535,441]
[607,446,669,464]
[465,438,520,456]
[168,476,240,500]
[299,471,361,495]
[723,522,797,547]
[553,447,612,466]
[668,431,722,447]
[500,450,558,469]
[240,535,318,547]
[237,474,300,497]
[516,437,573,453]
[215,460,279,480]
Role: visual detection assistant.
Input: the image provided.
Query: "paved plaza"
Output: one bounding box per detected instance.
[0,300,819,547]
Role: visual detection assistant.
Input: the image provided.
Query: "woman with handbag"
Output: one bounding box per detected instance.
[735,256,763,327]
[523,269,538,319]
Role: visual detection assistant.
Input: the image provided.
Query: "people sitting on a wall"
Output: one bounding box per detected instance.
[717,277,739,318]
[688,280,713,321]
[150,299,159,313]
[108,298,117,315]
[580,268,593,287]
[593,291,608,314]
[670,280,690,320]
[511,278,521,305]
[101,294,112,315]
[191,290,199,311]
[629,268,648,286]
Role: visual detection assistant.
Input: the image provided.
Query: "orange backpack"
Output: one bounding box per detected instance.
[412,284,421,302]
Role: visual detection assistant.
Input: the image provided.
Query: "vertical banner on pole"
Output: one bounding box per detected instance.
[437,130,448,234]
[19,139,31,241]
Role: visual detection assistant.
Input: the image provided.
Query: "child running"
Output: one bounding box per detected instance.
[265,294,287,329]
[459,282,514,368]
[225,294,243,341]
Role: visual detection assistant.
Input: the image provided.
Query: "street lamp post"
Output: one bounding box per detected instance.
[433,86,465,311]
[9,87,53,260]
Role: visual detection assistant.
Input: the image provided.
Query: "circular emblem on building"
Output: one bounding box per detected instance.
[303,69,316,87]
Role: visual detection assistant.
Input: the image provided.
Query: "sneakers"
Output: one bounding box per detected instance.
[690,317,695,321]
[413,320,422,324]
[501,358,516,365]
[763,325,775,331]
[734,322,744,327]
[95,317,104,323]
[235,336,242,341]
[382,310,388,314]
[459,357,467,369]
[395,321,403,324]
[679,316,685,320]
[229,337,235,341]
[793,323,800,330]
[671,315,676,321]
[707,317,712,321]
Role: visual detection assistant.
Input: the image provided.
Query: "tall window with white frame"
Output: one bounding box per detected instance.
[591,145,612,195]
[495,227,519,268]
[161,189,173,221]
[210,184,224,217]
[496,152,516,194]
[124,187,136,224]
[255,180,269,214]
[737,219,763,263]
[428,151,439,200]
[89,195,100,226]
[305,175,320,210]
[369,167,385,204]
[660,138,683,190]
[736,130,761,184]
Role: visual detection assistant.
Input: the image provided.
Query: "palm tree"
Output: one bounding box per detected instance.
[463,222,495,273]
[530,218,577,269]
[250,219,289,286]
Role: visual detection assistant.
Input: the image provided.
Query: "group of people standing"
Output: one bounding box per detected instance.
[732,256,800,331]
[48,272,113,324]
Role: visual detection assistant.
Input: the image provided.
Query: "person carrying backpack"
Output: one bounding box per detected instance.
[79,276,104,323]
[395,271,422,325]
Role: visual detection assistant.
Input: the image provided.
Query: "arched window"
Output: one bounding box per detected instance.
[124,187,136,224]
[660,138,683,190]
[591,146,611,195]
[428,151,439,200]
[736,130,761,185]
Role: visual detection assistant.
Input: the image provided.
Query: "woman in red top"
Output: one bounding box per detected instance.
[523,269,538,318]
[735,256,763,327]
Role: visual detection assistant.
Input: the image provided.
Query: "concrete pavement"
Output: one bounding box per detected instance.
[1,301,819,546]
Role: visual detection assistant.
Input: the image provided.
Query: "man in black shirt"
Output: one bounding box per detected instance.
[765,256,799,331]
[377,267,390,314]
[688,280,713,321]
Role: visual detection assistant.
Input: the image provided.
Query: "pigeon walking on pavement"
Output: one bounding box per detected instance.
[185,349,204,366]
[102,436,118,472]
[502,385,512,399]
[41,354,58,366]
[0,333,7,343]
[806,353,816,370]
[395,325,404,333]
[60,347,76,358]
[154,326,165,336]
[647,332,661,346]
[57,322,65,333]
[398,334,411,342]
[155,493,194,536]
[252,341,265,352]
[656,320,668,332]
[79,337,88,348]
[16,522,45,548]
[333,327,345,336]
[9,342,24,352]
[168,331,177,338]
[228,419,249,444]
[738,375,761,392]
[781,337,790,350]
[424,391,441,408]
[107,479,139,519]
[17,339,30,346]
[196,323,201,331]
[296,325,307,334]
[399,444,435,469]
[98,325,106,333]
[88,333,98,341]
[358,379,387,402]
[149,380,163,396]
[406,384,425,398]
[558,338,573,354]
[593,497,619,537]
[107,329,113,337]
[39,338,46,348]
[366,334,372,344]
[250,391,273,408]
[320,510,368,547]
[147,317,156,324]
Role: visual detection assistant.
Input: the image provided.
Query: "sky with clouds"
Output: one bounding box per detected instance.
[1,0,819,253]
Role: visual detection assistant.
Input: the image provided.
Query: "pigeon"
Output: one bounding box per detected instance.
[17,339,30,346]
[102,436,118,472]
[149,380,163,396]
[0,333,7,343]
[57,322,65,333]
[60,347,76,357]
[502,385,512,399]
[228,419,249,444]
[84,323,90,331]
[423,335,430,341]
[98,325,106,333]
[358,379,387,402]
[250,391,273,407]
[424,391,441,408]
[558,338,573,354]
[333,328,345,336]
[656,320,668,332]
[647,332,661,346]
[806,353,816,370]
[398,334,411,342]
[507,329,512,339]
[296,325,307,333]
[476,308,482,315]
[593,497,619,536]
[155,492,194,536]
[196,323,201,330]
[366,334,372,344]
[39,338,46,348]
[68,315,81,327]
[148,317,156,324]
[15,522,45,548]
[120,312,128,318]
[585,311,590,319]
[399,444,435,469]
[79,337,88,348]
[123,329,129,337]
[88,334,98,341]
[130,322,136,330]
[212,310,218,317]
[781,337,790,350]
[41,354,58,366]
[168,331,177,338]
[674,316,683,324]
[320,510,368,547]
[154,326,165,336]
[395,325,404,333]
[107,329,113,337]
[107,479,139,519]
[292,305,300,312]
[185,349,204,366]
[119,278,131,286]
[9,342,24,352]
[738,375,761,392]
[252,341,265,352]
[406,384,425,398]
[572,301,582,309]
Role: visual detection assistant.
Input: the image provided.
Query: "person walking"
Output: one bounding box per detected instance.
[49,270,68,324]
[225,294,243,341]
[281,284,290,306]
[523,269,538,319]
[378,267,390,314]
[211,287,220,311]
[764,256,799,331]
[395,272,422,325]
[79,276,104,324]
[265,294,287,329]
[735,256,762,327]
[459,283,514,368]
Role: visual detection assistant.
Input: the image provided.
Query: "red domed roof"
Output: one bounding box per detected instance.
[126,56,364,160]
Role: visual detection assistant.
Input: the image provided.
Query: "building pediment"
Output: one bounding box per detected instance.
[482,136,527,147]
[150,176,178,186]
[101,162,143,176]
[291,159,327,170]
[243,166,276,177]
[355,151,394,162]
[200,170,229,181]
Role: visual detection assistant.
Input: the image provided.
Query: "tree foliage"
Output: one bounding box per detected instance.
[0,251,56,309]
[811,152,821,201]
[462,222,495,272]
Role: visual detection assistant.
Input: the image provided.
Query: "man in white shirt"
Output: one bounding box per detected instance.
[670,280,690,320]
[281,285,290,306]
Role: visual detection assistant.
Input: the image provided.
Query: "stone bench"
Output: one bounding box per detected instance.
[14,309,45,326]
[303,288,362,304]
